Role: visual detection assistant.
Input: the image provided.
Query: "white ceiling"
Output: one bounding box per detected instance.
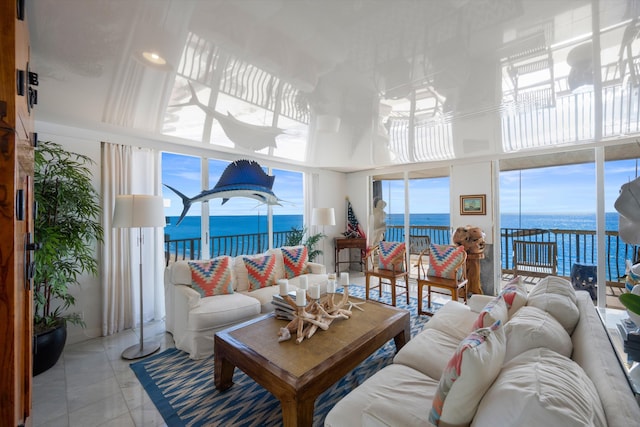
[26,0,638,171]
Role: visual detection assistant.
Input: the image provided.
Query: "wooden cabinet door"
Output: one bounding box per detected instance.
[0,1,34,425]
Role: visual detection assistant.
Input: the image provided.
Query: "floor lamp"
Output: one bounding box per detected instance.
[113,194,165,359]
[311,207,336,267]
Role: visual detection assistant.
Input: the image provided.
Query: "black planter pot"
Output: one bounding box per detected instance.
[33,322,67,376]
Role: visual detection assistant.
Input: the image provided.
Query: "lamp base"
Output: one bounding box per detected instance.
[121,341,160,360]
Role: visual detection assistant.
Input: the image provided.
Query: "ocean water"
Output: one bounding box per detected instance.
[386,212,620,231]
[165,214,303,240]
[165,212,620,240]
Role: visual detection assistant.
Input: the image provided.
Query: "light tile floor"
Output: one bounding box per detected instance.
[32,320,172,427]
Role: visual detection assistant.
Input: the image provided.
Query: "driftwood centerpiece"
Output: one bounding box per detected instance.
[277,274,360,344]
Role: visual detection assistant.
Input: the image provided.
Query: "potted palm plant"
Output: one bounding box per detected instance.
[33,141,103,375]
[284,226,325,262]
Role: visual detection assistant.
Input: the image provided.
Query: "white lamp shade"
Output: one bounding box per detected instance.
[113,194,165,228]
[312,207,335,226]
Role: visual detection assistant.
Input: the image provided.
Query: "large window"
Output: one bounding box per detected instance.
[162,152,304,260]
[373,171,450,247]
[499,145,640,294]
[162,152,202,233]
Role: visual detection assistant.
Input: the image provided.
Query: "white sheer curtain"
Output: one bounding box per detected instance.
[101,142,165,336]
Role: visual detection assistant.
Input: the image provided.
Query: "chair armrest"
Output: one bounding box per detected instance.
[468,294,495,313]
[175,284,202,309]
[170,284,200,342]
[307,262,326,274]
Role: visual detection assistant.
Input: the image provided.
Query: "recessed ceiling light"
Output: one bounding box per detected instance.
[142,51,167,66]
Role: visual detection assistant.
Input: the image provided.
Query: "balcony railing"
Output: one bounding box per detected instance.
[386,225,636,286]
[500,228,638,286]
[165,226,638,287]
[165,230,292,265]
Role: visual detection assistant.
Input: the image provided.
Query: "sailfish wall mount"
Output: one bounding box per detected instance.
[165,159,282,225]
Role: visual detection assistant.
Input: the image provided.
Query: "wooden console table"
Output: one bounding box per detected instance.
[334,238,366,273]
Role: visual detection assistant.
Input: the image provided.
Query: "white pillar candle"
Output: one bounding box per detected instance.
[296,288,306,306]
[340,272,349,286]
[309,284,320,300]
[299,275,308,290]
[278,279,289,296]
[327,281,336,294]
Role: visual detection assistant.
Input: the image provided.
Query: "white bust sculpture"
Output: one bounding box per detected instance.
[371,199,387,247]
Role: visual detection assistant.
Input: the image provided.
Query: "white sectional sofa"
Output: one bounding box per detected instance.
[326,276,640,427]
[165,246,327,359]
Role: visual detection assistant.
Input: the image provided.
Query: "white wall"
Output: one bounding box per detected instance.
[450,161,495,243]
[309,170,347,270]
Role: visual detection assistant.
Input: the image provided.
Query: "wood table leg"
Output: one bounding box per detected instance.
[214,353,235,391]
[393,317,410,352]
[281,397,315,427]
[365,273,371,300]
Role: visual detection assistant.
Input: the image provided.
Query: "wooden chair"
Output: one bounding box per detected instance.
[513,240,557,278]
[416,245,468,316]
[364,242,410,306]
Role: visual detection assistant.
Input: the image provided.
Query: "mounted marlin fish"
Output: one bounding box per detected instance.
[165,159,282,225]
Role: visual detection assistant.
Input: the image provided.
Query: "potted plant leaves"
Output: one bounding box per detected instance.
[33,141,103,375]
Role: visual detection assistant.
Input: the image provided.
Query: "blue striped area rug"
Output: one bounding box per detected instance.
[130,285,437,427]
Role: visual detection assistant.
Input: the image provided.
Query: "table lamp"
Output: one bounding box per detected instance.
[312,207,335,265]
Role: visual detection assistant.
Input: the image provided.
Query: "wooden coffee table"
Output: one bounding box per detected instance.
[214,298,410,427]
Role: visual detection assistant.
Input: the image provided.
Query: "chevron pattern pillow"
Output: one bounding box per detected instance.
[429,321,505,426]
[427,244,466,279]
[281,245,308,279]
[378,241,406,272]
[188,257,234,297]
[243,254,277,290]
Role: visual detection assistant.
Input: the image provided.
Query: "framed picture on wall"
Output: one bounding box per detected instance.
[460,194,486,215]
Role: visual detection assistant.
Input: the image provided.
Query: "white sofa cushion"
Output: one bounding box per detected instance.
[527,291,579,334]
[393,328,462,380]
[467,294,495,313]
[429,321,506,427]
[472,347,606,427]
[526,275,580,334]
[240,286,281,313]
[504,305,572,362]
[529,275,577,301]
[187,293,261,331]
[421,300,478,341]
[324,364,440,427]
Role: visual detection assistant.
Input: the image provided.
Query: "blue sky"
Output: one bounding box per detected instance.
[162,152,638,216]
[380,159,638,215]
[500,159,637,214]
